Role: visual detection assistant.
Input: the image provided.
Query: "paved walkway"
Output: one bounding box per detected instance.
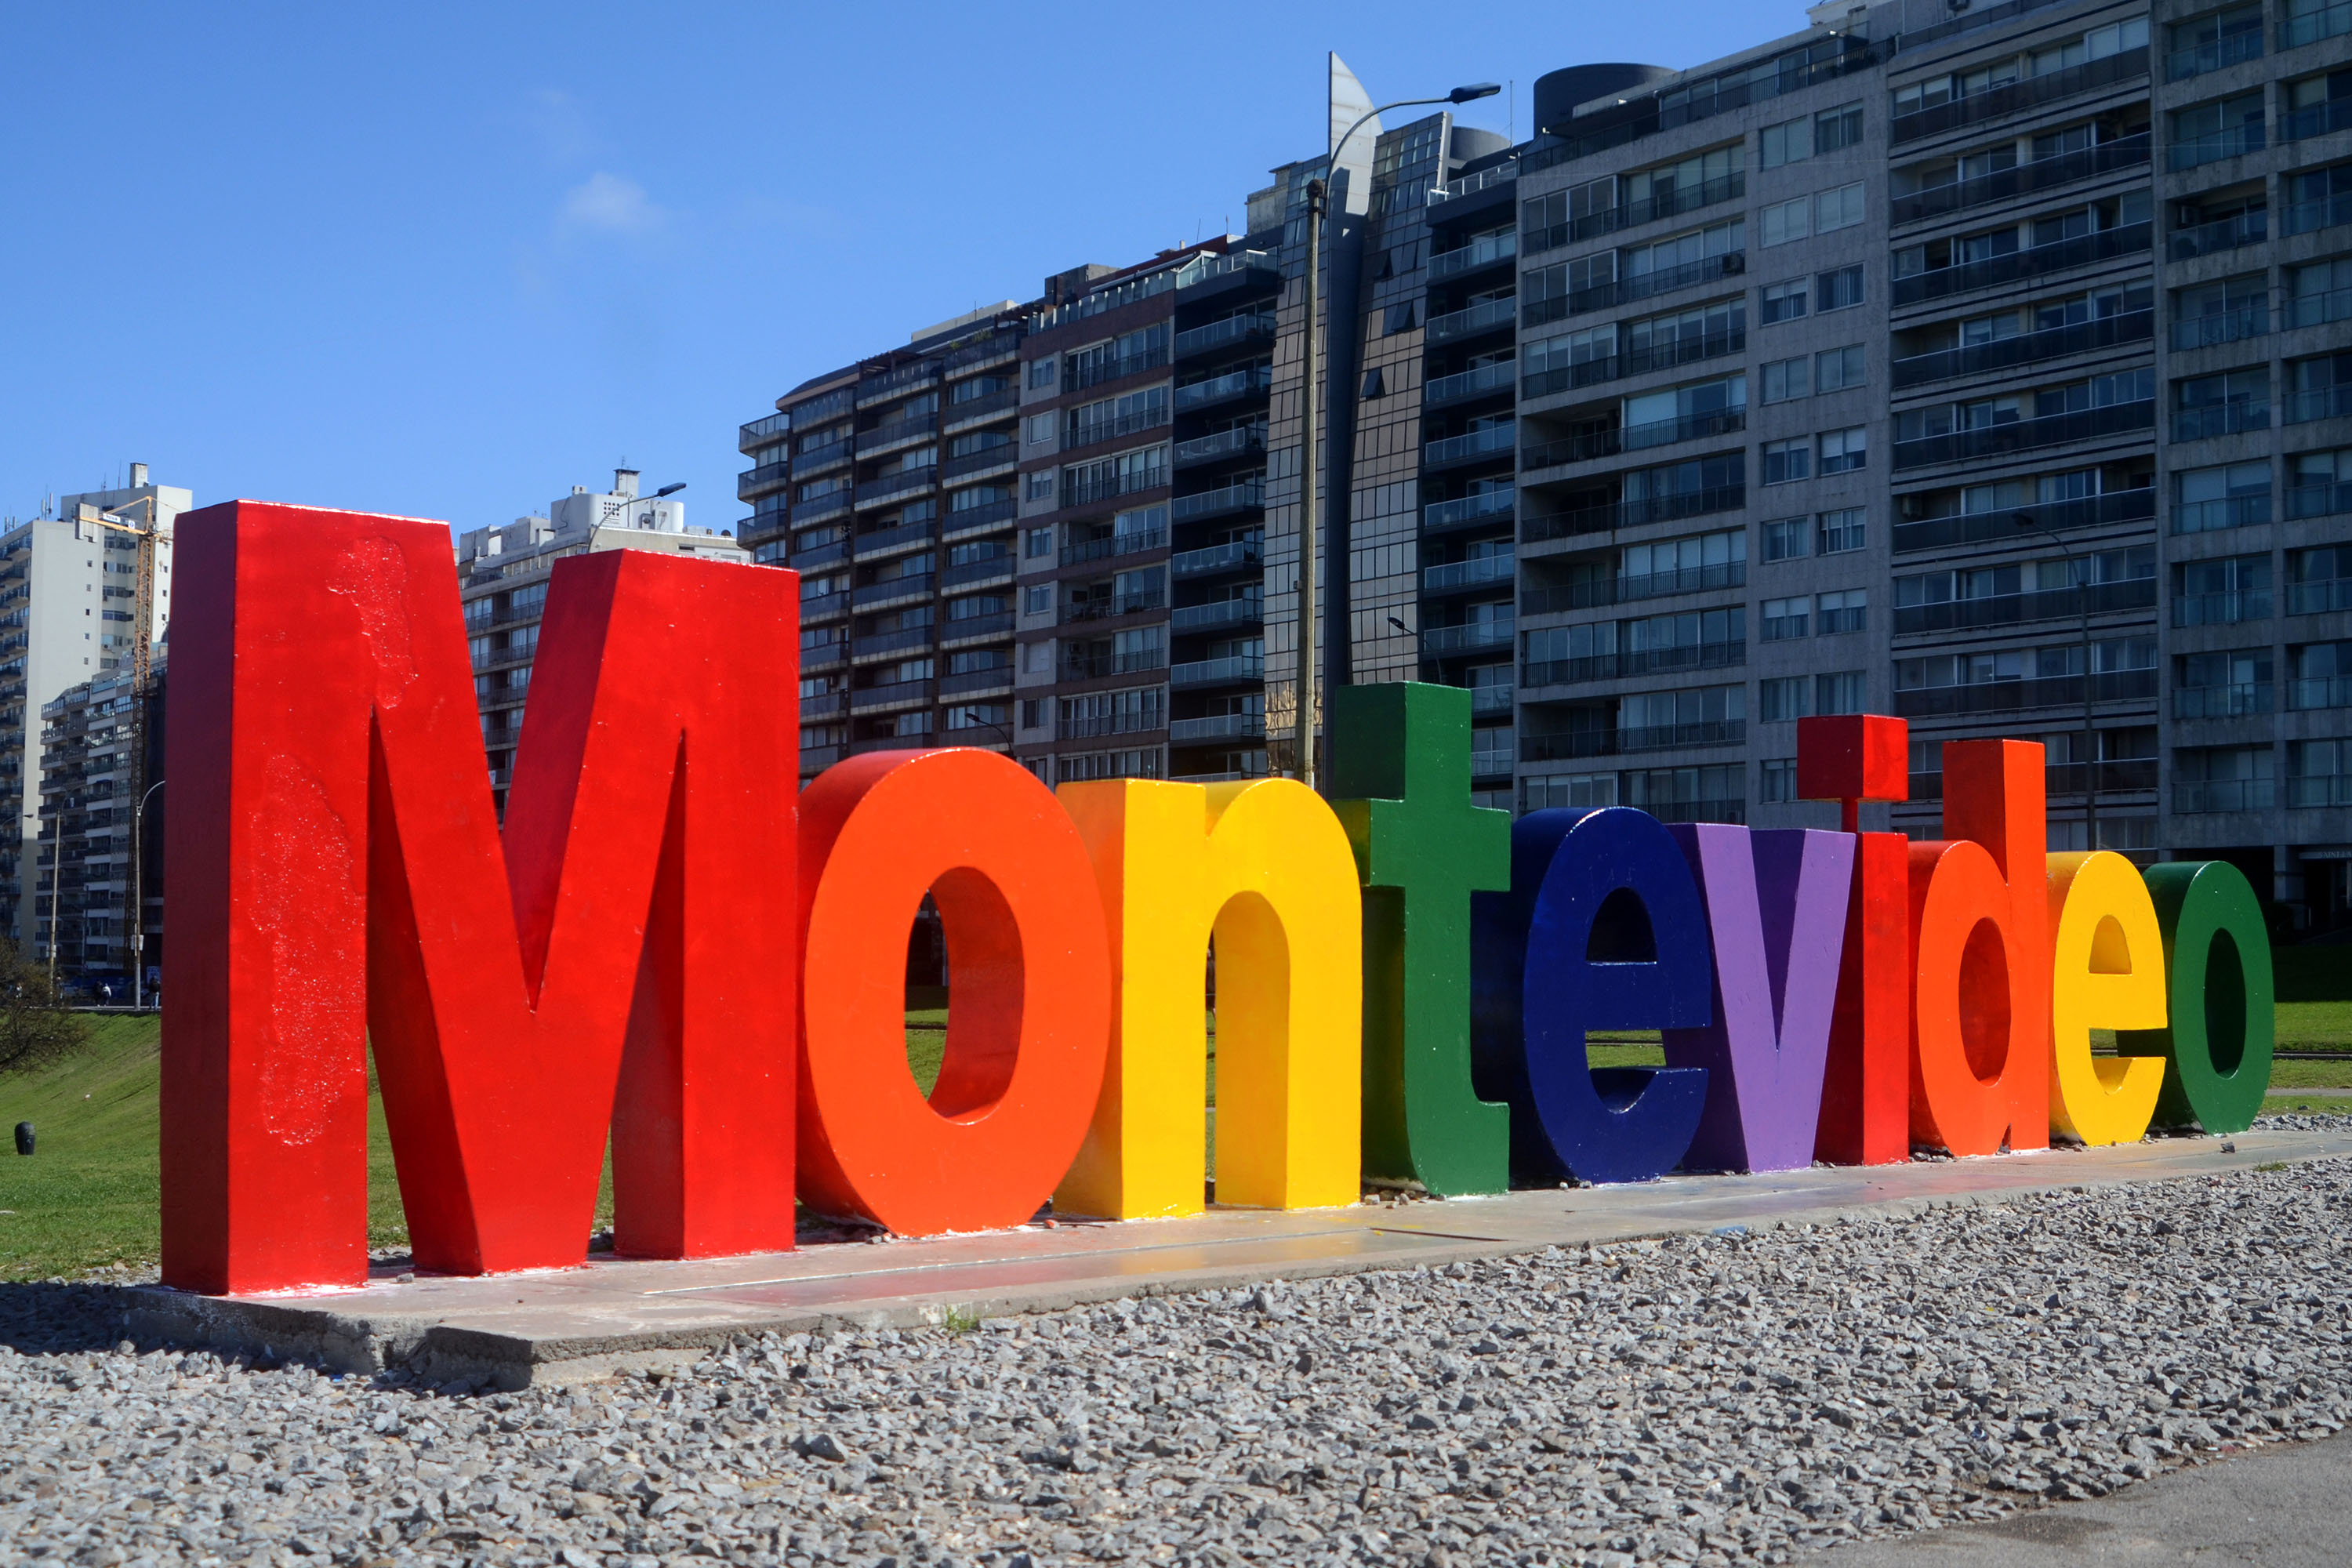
[125,1125,2352,1388]
[1803,1429,2352,1565]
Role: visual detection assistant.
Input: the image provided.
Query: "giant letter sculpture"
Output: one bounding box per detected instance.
[2123,860,2274,1134]
[797,749,1110,1234]
[1907,739,2051,1156]
[162,502,798,1293]
[1472,808,1711,1184]
[1664,826,1854,1172]
[1330,683,1512,1196]
[1053,779,1362,1218]
[2045,851,2169,1145]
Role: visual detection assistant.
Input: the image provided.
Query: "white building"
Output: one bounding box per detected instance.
[0,463,185,946]
[459,469,748,803]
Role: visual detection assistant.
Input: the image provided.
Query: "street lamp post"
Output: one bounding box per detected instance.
[2015,511,2099,851]
[601,481,687,530]
[1294,81,1500,792]
[130,779,164,1011]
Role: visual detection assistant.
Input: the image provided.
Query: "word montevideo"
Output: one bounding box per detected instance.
[158,503,2274,1295]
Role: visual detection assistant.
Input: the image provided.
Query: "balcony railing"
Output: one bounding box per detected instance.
[1472,685,1515,717]
[1174,425,1267,466]
[2291,575,2352,613]
[2174,589,2273,625]
[939,612,1015,643]
[1520,560,1745,613]
[1170,654,1265,688]
[2289,775,2352,808]
[2288,286,2352,330]
[1526,172,1747,252]
[1424,488,1516,532]
[2289,481,2352,520]
[1893,667,2158,716]
[1892,399,2154,469]
[853,466,939,506]
[2283,97,2352,142]
[1428,162,1519,205]
[1174,312,1276,359]
[1170,596,1263,633]
[2288,385,2352,425]
[1893,579,2157,634]
[1422,555,1515,593]
[739,411,790,452]
[859,361,939,405]
[944,386,1020,427]
[939,666,1014,700]
[1171,478,1265,522]
[1619,720,1744,753]
[2173,492,2273,533]
[1522,408,1747,468]
[1523,328,1747,401]
[737,461,790,501]
[1059,524,1168,567]
[1521,729,1621,762]
[1167,713,1266,743]
[2172,400,2270,441]
[1893,47,2150,142]
[1425,297,1518,343]
[1061,590,1167,624]
[2292,676,2352,710]
[2174,779,2275,813]
[1425,361,1517,406]
[1521,483,1748,542]
[1891,133,2150,224]
[942,444,1016,481]
[1172,535,1263,577]
[2044,758,2160,794]
[2166,31,2263,81]
[2283,0,2352,47]
[1523,640,1745,684]
[855,519,938,557]
[1894,310,2154,388]
[2174,682,2274,719]
[858,412,939,454]
[1175,366,1273,412]
[852,574,935,610]
[851,679,935,713]
[1425,424,1518,468]
[2169,208,2267,260]
[942,554,1014,589]
[1893,222,2149,305]
[1066,409,1172,452]
[1529,252,1746,326]
[2285,191,2352,237]
[2170,303,2270,351]
[851,626,933,661]
[2167,122,2264,172]
[1428,230,1518,281]
[1419,622,1515,656]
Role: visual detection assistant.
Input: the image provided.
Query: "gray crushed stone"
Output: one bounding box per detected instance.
[6,1148,2352,1566]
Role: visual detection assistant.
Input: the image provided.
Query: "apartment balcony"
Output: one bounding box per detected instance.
[1424,361,1517,408]
[739,411,791,453]
[1171,535,1264,578]
[2288,385,2352,426]
[1424,488,1515,535]
[851,679,935,715]
[790,537,849,572]
[1175,366,1273,413]
[1060,590,1167,625]
[944,387,1021,432]
[2172,401,2270,441]
[799,690,847,721]
[942,445,1016,481]
[801,637,846,672]
[1523,640,1744,686]
[1061,712,1166,741]
[797,590,849,623]
[2283,0,2352,48]
[1620,720,1744,753]
[2292,675,2352,710]
[1069,347,1173,391]
[793,489,851,527]
[1521,329,1745,401]
[1891,134,2151,226]
[2290,481,2352,520]
[2174,589,2272,625]
[2283,97,2352,144]
[2044,758,2161,795]
[2292,575,2352,614]
[1425,297,1517,345]
[2174,682,2274,719]
[2174,492,2274,533]
[1521,560,1745,613]
[1521,729,1621,762]
[1167,713,1265,743]
[1425,424,1517,470]
[1170,654,1265,688]
[855,518,937,558]
[2169,208,2267,262]
[1523,409,1745,470]
[852,575,935,612]
[1427,161,1518,210]
[2285,190,2352,237]
[1521,484,1748,543]
[1472,684,1514,717]
[851,626,935,662]
[854,466,939,507]
[1419,621,1514,657]
[939,612,1016,646]
[2168,30,2262,81]
[939,666,1014,699]
[2174,779,2276,813]
[1062,648,1171,681]
[2170,303,2270,351]
[2292,775,2352,808]
[1526,172,1747,253]
[1174,312,1277,360]
[1893,223,2148,307]
[1422,555,1515,594]
[1894,578,2156,634]
[942,554,1015,590]
[1893,488,2154,552]
[738,462,790,503]
[942,498,1019,538]
[1171,478,1265,523]
[858,412,939,456]
[1894,310,2153,388]
[2169,122,2264,173]
[1169,597,1263,633]
[799,744,842,774]
[2288,285,2352,330]
[1892,667,2158,717]
[1175,249,1282,301]
[1529,252,1746,326]
[1893,46,2149,143]
[1428,232,1518,285]
[1174,425,1267,467]
[1893,400,2155,470]
[1061,524,1168,567]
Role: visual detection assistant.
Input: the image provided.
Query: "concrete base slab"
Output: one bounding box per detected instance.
[117,1127,2352,1388]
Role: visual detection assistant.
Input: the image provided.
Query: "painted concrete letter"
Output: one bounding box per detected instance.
[797,748,1111,1235]
[1330,682,1512,1197]
[1664,826,1854,1172]
[1054,778,1362,1218]
[161,502,798,1293]
[2045,851,2168,1145]
[1473,808,1710,1184]
[1907,739,2051,1156]
[2124,860,2274,1134]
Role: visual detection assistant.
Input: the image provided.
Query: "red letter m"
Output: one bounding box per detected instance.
[161,503,798,1293]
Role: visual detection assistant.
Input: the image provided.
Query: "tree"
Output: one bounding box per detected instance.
[0,942,88,1072]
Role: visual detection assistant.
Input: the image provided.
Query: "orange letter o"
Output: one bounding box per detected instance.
[797,748,1111,1235]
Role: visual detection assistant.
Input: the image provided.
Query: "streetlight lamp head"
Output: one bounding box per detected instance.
[1388,615,1410,634]
[655,482,688,498]
[1449,82,1503,103]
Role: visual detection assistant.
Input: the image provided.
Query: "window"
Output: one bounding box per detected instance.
[1816,183,1866,231]
[1024,585,1051,615]
[1816,670,1868,714]
[1762,596,1811,640]
[1025,413,1057,447]
[1762,279,1808,323]
[1814,345,1865,392]
[1025,527,1053,558]
[1361,367,1387,398]
[1026,470,1055,501]
[2291,740,2352,808]
[1759,757,1798,801]
[1815,102,1864,154]
[1817,508,1866,554]
[1762,197,1809,246]
[1020,699,1047,731]
[1382,302,1418,335]
[1817,264,1865,310]
[1760,115,1811,169]
[1762,517,1810,561]
[1760,676,1812,720]
[1819,426,1867,474]
[1027,358,1056,390]
[1022,641,1051,674]
[1760,357,1809,403]
[1816,589,1867,634]
[1762,438,1811,485]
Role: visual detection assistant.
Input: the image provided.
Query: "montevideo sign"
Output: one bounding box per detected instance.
[159,503,2275,1294]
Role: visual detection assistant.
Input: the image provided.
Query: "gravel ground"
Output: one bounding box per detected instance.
[7,1134,2352,1567]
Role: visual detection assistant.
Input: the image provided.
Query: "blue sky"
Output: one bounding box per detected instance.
[1,1,1773,536]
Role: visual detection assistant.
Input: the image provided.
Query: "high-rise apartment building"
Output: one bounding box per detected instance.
[742,2,2352,929]
[34,662,165,992]
[0,463,183,952]
[461,469,745,804]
